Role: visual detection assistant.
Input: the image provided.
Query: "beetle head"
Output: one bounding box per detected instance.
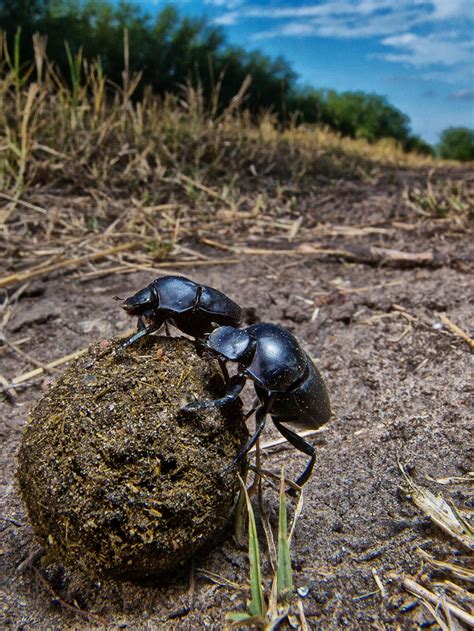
[208,326,253,362]
[122,285,156,316]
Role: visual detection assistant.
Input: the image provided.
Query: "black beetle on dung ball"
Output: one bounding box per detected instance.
[121,275,242,348]
[183,322,331,488]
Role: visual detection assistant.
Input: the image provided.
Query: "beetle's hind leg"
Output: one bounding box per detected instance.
[272,420,316,490]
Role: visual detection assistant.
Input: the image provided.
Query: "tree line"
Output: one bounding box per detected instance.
[1,0,472,160]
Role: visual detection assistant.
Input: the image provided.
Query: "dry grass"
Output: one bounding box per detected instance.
[0,33,440,200]
[0,33,463,288]
[404,171,474,219]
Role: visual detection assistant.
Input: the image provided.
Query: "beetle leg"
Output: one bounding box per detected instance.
[272,420,316,489]
[193,337,207,359]
[244,398,259,420]
[218,358,230,384]
[122,313,166,349]
[137,316,147,331]
[228,396,274,467]
[182,373,246,412]
[121,326,154,349]
[164,321,171,336]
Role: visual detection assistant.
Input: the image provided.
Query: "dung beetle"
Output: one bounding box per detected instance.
[183,323,331,488]
[121,275,242,348]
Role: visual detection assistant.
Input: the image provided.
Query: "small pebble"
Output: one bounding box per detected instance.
[297,585,310,598]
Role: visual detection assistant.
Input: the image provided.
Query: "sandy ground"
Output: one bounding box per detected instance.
[1,167,472,629]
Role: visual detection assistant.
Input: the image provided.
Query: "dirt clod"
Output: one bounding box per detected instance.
[17,336,247,580]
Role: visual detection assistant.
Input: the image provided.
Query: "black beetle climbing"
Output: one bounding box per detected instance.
[183,322,331,488]
[121,275,242,348]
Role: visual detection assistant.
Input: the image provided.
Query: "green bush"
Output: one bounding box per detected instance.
[438,127,474,162]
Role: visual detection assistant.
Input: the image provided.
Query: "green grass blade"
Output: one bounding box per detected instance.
[226,612,266,626]
[233,486,247,545]
[237,474,266,619]
[64,41,82,110]
[276,467,293,601]
[14,27,21,87]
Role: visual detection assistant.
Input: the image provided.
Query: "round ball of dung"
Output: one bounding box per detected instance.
[17,335,247,579]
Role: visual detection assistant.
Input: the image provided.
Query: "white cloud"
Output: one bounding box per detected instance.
[422,66,474,84]
[381,32,473,67]
[242,1,401,20]
[205,0,244,7]
[214,11,240,26]
[449,89,474,100]
[250,5,429,41]
[229,0,473,23]
[214,1,473,72]
[430,0,473,19]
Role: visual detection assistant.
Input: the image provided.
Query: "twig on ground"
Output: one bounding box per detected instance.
[176,173,233,206]
[153,257,239,268]
[17,548,44,573]
[0,515,24,527]
[417,549,474,583]
[197,568,243,590]
[372,569,386,597]
[247,464,302,493]
[0,243,136,288]
[403,577,474,628]
[2,338,59,373]
[352,590,379,602]
[0,336,30,355]
[0,192,47,215]
[32,567,107,625]
[0,371,18,403]
[11,348,88,385]
[73,265,136,280]
[200,239,444,268]
[296,598,310,631]
[252,427,328,453]
[399,463,474,550]
[439,314,474,349]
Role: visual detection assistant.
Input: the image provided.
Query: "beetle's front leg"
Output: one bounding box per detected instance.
[121,326,153,349]
[182,373,245,412]
[137,316,148,331]
[121,312,164,350]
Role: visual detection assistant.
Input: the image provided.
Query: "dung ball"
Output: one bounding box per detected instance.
[17,335,248,579]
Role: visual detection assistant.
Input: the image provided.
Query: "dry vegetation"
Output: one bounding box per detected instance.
[0,32,438,195]
[1,32,456,287]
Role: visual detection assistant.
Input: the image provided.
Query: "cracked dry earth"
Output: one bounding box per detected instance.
[1,168,473,629]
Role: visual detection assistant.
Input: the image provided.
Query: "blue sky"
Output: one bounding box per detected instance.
[136,0,473,144]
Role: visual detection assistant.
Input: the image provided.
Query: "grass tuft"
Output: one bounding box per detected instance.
[276,467,293,603]
[227,469,302,629]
